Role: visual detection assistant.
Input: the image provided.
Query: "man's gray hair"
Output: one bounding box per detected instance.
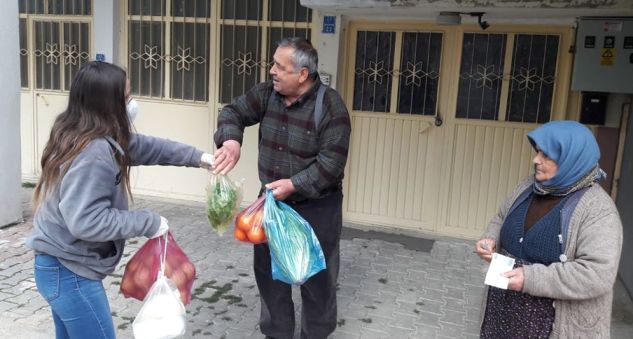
[277,37,318,77]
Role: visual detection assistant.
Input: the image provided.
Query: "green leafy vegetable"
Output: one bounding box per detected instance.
[206,174,241,235]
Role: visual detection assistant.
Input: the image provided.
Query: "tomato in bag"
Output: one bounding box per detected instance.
[234,195,266,244]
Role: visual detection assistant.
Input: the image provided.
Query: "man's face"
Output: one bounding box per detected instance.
[269,46,302,96]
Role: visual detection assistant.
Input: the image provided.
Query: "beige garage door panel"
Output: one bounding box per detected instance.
[345,114,442,232]
[443,122,534,238]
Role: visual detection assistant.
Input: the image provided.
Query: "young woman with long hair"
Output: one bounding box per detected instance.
[27,61,213,338]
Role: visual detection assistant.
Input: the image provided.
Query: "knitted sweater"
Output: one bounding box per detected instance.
[482,177,623,339]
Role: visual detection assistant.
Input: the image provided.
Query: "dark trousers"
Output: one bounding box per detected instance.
[254,191,343,339]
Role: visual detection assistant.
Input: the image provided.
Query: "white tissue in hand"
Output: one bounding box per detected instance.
[484,252,515,290]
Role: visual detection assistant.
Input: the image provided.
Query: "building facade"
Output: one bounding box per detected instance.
[15,0,633,239]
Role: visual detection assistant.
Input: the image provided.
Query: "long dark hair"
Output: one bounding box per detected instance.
[33,61,132,208]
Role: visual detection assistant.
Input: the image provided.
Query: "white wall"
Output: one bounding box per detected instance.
[0,1,23,227]
[313,12,344,90]
[93,0,119,64]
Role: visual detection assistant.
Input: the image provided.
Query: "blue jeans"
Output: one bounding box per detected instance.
[34,254,115,339]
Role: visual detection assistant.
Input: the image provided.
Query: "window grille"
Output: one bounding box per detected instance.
[353,31,396,113]
[352,30,443,115]
[127,0,211,102]
[397,32,443,115]
[20,19,28,88]
[456,33,507,120]
[19,0,91,15]
[456,32,559,123]
[127,0,311,103]
[18,0,91,90]
[219,0,312,104]
[506,34,559,123]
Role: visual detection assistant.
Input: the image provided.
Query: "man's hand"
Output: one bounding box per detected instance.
[265,179,296,200]
[504,267,524,292]
[213,140,241,175]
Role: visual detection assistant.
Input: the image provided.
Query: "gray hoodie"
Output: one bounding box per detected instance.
[27,133,204,280]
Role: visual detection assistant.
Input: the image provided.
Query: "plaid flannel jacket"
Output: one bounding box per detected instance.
[214,79,351,202]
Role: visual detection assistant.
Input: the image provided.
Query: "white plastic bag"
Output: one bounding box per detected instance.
[132,275,186,339]
[132,233,186,339]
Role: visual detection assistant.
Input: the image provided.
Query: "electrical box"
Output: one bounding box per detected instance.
[579,92,608,125]
[571,18,633,94]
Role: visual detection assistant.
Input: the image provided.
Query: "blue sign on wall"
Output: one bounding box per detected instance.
[323,16,336,34]
[96,53,105,62]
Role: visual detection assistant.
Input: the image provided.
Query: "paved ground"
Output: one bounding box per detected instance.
[1,188,632,338]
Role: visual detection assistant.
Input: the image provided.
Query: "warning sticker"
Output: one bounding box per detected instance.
[601,48,615,66]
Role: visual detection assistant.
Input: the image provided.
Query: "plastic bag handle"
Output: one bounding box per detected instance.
[157,233,169,279]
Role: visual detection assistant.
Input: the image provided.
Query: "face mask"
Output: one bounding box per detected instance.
[126,98,139,122]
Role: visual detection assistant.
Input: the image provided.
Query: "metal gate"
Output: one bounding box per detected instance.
[19,0,92,180]
[344,22,574,238]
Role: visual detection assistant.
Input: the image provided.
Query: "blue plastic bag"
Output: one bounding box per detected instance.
[262,190,326,284]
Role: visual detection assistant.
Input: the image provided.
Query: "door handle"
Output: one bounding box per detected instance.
[434,114,443,127]
[37,93,50,106]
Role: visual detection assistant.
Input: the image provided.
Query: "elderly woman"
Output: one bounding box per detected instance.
[475,120,623,338]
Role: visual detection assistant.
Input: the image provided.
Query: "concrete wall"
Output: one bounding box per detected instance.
[617,100,633,297]
[0,1,22,227]
[93,0,119,64]
[313,13,344,90]
[302,0,633,24]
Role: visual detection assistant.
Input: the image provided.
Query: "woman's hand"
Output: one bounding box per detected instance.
[504,267,525,292]
[475,238,496,263]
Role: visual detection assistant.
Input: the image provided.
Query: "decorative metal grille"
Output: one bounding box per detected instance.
[397,32,443,115]
[353,31,396,113]
[219,24,263,104]
[19,1,91,90]
[218,0,312,104]
[20,19,28,88]
[126,0,311,103]
[353,30,443,115]
[506,34,559,123]
[127,0,211,102]
[34,21,61,90]
[456,33,507,120]
[171,22,210,101]
[32,21,90,91]
[19,0,91,15]
[456,32,559,123]
[62,22,90,91]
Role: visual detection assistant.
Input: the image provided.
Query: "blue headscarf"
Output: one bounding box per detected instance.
[527,120,603,195]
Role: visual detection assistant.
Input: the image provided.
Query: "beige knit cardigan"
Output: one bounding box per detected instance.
[481,177,623,339]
